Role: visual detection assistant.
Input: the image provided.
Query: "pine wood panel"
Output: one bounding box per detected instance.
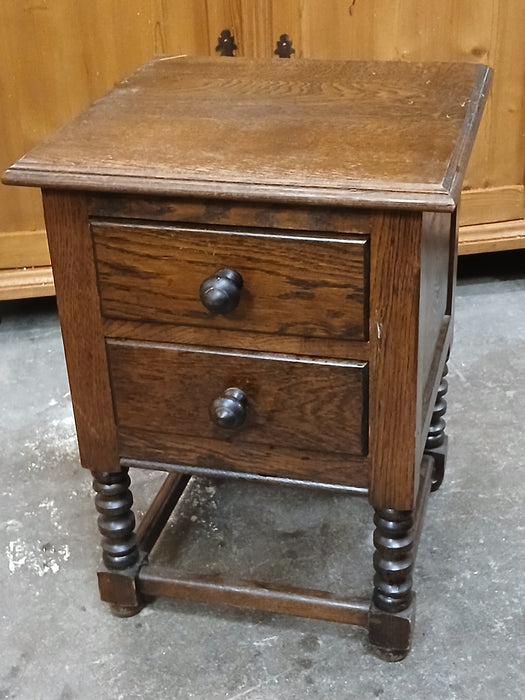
[460,187,525,227]
[205,0,273,57]
[459,220,525,254]
[0,267,54,301]
[1,0,524,299]
[0,230,49,269]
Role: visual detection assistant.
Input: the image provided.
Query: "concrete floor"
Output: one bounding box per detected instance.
[1,251,524,699]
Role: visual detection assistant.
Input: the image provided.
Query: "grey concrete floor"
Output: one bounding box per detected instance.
[1,251,524,700]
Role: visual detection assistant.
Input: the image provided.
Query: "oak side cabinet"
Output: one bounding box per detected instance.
[3,57,491,659]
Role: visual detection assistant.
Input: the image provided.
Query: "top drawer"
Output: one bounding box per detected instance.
[92,222,369,341]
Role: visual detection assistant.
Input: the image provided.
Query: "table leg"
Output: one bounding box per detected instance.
[92,468,142,617]
[425,361,449,492]
[369,508,415,660]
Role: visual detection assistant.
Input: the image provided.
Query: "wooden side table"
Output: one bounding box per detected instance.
[3,57,491,659]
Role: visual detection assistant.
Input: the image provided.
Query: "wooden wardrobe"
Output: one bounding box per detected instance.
[1,0,524,300]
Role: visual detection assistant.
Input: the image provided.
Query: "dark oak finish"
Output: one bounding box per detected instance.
[88,194,376,235]
[117,430,368,489]
[106,339,369,484]
[368,210,422,510]
[425,362,450,492]
[121,457,369,496]
[97,470,192,617]
[139,571,370,628]
[3,57,490,659]
[41,190,120,472]
[372,509,415,613]
[92,469,139,571]
[369,454,433,659]
[101,317,369,361]
[135,472,191,555]
[92,221,369,341]
[4,58,491,211]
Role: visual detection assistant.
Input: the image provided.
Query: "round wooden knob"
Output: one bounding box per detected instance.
[210,387,247,430]
[199,268,243,315]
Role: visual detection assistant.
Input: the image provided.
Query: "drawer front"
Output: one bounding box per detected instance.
[107,340,368,485]
[93,222,368,341]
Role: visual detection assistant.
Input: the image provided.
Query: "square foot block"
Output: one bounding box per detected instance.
[368,595,416,661]
[97,566,143,616]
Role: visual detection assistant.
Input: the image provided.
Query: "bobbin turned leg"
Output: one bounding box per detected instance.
[368,509,415,661]
[92,469,143,617]
[425,362,449,492]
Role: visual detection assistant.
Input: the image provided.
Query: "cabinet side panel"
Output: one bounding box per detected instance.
[368,211,422,511]
[416,212,455,460]
[42,189,119,471]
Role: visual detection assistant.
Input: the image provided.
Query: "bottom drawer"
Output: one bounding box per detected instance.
[107,340,369,487]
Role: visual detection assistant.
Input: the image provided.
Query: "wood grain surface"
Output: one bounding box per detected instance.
[138,569,370,627]
[107,339,368,484]
[41,190,119,471]
[88,194,375,235]
[4,58,491,211]
[368,210,422,510]
[93,221,368,341]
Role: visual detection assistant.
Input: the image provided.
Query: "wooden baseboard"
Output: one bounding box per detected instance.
[0,266,55,300]
[0,229,50,268]
[459,186,524,228]
[459,219,525,255]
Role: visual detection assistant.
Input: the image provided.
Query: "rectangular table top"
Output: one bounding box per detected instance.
[3,57,491,211]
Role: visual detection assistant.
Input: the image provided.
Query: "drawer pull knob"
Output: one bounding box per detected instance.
[199,268,243,315]
[210,387,247,430]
